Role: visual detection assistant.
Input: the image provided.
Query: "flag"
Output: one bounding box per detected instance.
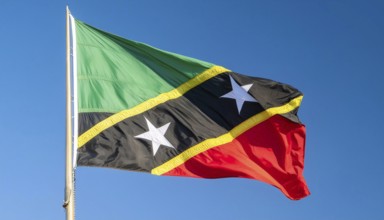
[70,16,310,200]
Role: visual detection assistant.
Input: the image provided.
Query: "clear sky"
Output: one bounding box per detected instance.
[0,0,383,219]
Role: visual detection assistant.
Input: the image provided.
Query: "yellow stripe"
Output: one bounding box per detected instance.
[78,65,229,148]
[151,95,303,175]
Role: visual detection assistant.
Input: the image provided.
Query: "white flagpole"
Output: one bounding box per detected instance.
[64,6,75,220]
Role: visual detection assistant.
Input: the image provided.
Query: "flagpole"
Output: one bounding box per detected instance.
[64,6,75,220]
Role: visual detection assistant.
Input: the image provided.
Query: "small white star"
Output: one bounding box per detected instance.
[220,76,257,114]
[134,117,175,156]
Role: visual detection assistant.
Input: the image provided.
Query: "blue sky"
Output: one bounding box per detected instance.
[1,0,383,219]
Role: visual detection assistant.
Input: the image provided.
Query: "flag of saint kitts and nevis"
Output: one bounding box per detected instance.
[69,15,310,200]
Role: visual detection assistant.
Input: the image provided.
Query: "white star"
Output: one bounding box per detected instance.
[220,76,257,114]
[134,117,175,156]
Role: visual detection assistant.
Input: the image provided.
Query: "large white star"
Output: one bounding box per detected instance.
[220,76,257,114]
[134,117,175,156]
